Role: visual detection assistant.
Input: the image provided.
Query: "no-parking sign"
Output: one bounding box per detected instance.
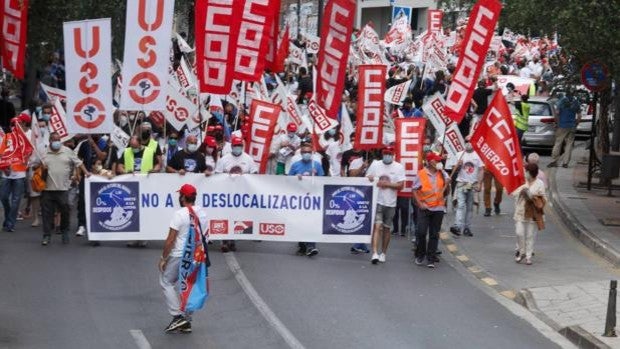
[581,61,609,92]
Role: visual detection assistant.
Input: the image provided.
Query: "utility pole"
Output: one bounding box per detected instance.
[317,0,323,36]
[297,0,301,37]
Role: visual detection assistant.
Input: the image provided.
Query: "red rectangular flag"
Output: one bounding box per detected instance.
[427,10,443,35]
[247,100,280,174]
[444,0,501,123]
[264,0,281,72]
[232,0,277,82]
[316,0,356,118]
[194,0,243,94]
[470,92,525,194]
[0,0,28,79]
[355,65,386,150]
[395,118,426,198]
[272,26,289,73]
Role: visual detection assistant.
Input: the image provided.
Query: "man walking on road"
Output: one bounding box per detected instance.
[366,146,405,264]
[413,152,448,268]
[548,89,581,168]
[450,143,484,237]
[159,184,208,333]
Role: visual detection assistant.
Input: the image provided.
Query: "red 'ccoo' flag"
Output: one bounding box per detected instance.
[0,0,28,79]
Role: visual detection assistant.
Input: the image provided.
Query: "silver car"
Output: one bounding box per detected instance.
[509,97,556,148]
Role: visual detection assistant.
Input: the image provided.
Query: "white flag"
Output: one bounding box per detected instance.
[165,82,198,132]
[384,80,412,105]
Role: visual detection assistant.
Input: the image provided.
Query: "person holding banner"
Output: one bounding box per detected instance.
[117,136,161,175]
[367,146,405,264]
[413,152,449,268]
[289,143,325,257]
[166,136,208,176]
[159,184,208,333]
[270,123,301,175]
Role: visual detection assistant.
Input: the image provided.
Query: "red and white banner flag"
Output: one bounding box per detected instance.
[444,0,501,123]
[384,80,411,105]
[316,0,356,118]
[194,0,243,94]
[272,74,304,130]
[40,83,67,104]
[120,0,174,110]
[0,0,28,79]
[176,56,196,94]
[264,0,281,71]
[427,10,443,35]
[63,19,113,134]
[247,100,280,174]
[422,93,465,166]
[49,98,71,142]
[165,82,198,131]
[0,123,33,169]
[355,65,386,150]
[272,25,289,73]
[307,99,339,135]
[395,118,426,198]
[288,45,303,65]
[470,92,524,194]
[232,0,278,82]
[304,32,320,54]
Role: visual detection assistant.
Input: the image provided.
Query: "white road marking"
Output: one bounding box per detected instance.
[225,253,305,349]
[130,329,152,349]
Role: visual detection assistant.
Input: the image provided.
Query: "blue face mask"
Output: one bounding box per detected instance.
[301,153,312,162]
[50,141,61,151]
[232,146,243,156]
[132,147,141,154]
[168,139,178,147]
[41,113,51,121]
[327,129,336,136]
[383,155,394,164]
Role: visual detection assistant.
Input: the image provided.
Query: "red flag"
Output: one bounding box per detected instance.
[470,92,525,194]
[355,65,386,150]
[247,100,280,174]
[0,125,33,169]
[194,0,243,94]
[272,26,289,73]
[0,0,28,79]
[427,10,444,35]
[395,118,426,198]
[231,0,278,82]
[264,0,281,72]
[444,0,501,123]
[316,0,356,118]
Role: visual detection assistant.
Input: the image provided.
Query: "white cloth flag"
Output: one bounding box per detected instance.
[340,103,354,151]
[111,125,130,158]
[165,82,198,132]
[384,80,411,105]
[120,0,174,110]
[40,83,67,104]
[63,19,113,134]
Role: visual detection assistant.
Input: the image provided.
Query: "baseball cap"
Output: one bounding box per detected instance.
[204,136,217,147]
[426,152,442,163]
[287,122,297,132]
[231,137,244,146]
[382,146,395,154]
[177,184,197,196]
[18,112,31,124]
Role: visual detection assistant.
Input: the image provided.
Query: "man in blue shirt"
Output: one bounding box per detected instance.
[288,143,324,256]
[548,89,582,168]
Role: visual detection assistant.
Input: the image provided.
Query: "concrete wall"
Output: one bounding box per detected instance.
[356,0,437,37]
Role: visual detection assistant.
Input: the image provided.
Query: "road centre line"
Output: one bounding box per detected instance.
[130,329,152,349]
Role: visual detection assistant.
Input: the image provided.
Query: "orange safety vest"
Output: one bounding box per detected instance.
[416,168,445,208]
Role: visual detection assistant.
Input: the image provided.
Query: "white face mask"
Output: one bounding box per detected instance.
[436,162,444,171]
[186,143,198,153]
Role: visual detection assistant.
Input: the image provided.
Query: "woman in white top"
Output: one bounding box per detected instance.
[513,163,546,265]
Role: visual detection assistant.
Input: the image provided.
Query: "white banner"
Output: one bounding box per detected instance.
[86,174,377,243]
[165,81,198,131]
[304,33,320,54]
[40,83,67,104]
[384,80,411,105]
[110,125,130,157]
[120,0,174,110]
[422,93,465,167]
[63,19,113,134]
[49,98,72,142]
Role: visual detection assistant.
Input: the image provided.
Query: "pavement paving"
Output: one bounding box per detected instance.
[441,142,620,349]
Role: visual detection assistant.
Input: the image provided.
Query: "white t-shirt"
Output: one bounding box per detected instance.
[169,206,209,257]
[325,141,343,177]
[519,66,533,79]
[215,152,258,174]
[366,160,406,207]
[271,133,301,163]
[456,151,484,183]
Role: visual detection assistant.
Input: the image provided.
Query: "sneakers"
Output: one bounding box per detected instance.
[371,253,379,264]
[306,248,319,257]
[76,226,86,237]
[178,321,192,333]
[547,161,557,168]
[525,258,533,265]
[427,260,435,268]
[165,315,189,333]
[31,219,40,227]
[378,253,386,263]
[295,246,305,256]
[463,228,473,237]
[414,257,424,265]
[41,236,50,246]
[483,208,492,217]
[494,203,501,215]
[450,226,461,236]
[350,247,370,254]
[515,254,525,263]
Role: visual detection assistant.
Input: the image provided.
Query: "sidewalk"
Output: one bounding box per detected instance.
[440,143,620,349]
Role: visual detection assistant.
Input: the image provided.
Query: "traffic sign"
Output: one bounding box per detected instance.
[581,61,609,92]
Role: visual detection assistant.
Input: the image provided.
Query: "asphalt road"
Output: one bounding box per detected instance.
[0,208,566,349]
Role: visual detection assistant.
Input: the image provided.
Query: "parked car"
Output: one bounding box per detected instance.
[509,97,557,148]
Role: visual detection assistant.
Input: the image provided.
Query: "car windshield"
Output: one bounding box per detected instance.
[509,102,552,116]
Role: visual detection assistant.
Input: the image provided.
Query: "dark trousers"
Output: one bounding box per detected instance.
[415,209,445,261]
[77,177,86,227]
[1,177,25,229]
[42,190,70,238]
[392,196,410,234]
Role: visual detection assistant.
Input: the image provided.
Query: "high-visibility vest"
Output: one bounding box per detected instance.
[146,138,158,153]
[124,147,155,174]
[514,102,530,131]
[416,168,445,208]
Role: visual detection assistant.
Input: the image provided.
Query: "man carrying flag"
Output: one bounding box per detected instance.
[159,184,209,333]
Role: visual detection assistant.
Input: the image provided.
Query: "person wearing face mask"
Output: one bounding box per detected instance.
[215,137,258,253]
[513,163,546,265]
[138,122,163,172]
[27,116,51,227]
[366,146,406,264]
[164,131,182,167]
[449,142,484,238]
[166,136,207,175]
[35,132,90,245]
[289,143,325,256]
[413,152,449,268]
[117,136,161,175]
[202,136,219,176]
[323,126,343,177]
[269,123,301,175]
